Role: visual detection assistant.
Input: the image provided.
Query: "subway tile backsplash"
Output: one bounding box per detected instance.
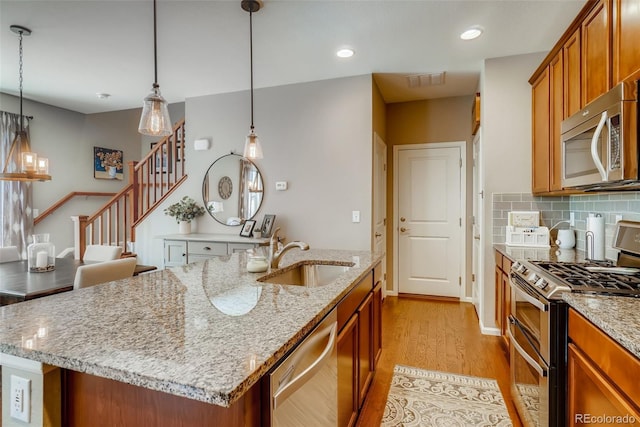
[492,192,640,260]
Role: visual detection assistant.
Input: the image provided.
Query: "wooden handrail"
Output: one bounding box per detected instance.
[73,119,187,260]
[34,191,116,226]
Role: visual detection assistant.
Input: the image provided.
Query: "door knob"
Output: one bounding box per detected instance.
[400,227,410,232]
[375,232,382,237]
[400,217,406,222]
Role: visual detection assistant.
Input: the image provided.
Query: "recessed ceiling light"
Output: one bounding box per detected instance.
[336,48,355,58]
[96,93,111,99]
[460,26,483,40]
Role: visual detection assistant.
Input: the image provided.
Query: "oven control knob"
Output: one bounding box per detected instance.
[527,272,538,282]
[535,278,548,289]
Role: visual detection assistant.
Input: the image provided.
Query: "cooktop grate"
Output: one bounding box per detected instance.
[532,261,640,294]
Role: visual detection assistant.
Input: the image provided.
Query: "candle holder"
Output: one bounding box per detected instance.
[27,233,55,272]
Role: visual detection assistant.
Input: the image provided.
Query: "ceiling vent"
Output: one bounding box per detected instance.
[407,72,446,88]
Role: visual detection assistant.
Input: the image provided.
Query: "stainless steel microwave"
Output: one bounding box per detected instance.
[561,81,639,190]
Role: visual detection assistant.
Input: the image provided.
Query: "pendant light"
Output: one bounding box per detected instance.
[242,0,264,159]
[138,0,172,136]
[0,25,51,182]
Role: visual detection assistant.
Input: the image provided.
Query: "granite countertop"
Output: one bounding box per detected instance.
[0,248,382,407]
[563,293,640,360]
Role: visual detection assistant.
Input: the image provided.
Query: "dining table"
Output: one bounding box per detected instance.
[0,258,157,306]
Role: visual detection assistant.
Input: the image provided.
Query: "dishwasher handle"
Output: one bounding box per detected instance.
[273,321,337,410]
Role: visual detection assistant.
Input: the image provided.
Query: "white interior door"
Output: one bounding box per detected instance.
[397,145,462,297]
[373,133,387,293]
[472,132,483,316]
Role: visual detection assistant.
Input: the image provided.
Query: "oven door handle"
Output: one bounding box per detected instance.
[510,278,548,312]
[507,327,548,378]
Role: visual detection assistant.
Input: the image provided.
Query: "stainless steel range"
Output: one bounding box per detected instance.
[508,220,640,427]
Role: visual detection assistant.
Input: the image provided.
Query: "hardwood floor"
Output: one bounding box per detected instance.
[356,295,523,426]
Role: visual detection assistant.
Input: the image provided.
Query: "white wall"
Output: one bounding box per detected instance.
[479,52,546,331]
[135,75,374,266]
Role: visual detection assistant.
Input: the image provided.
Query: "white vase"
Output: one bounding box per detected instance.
[107,166,117,179]
[178,221,192,234]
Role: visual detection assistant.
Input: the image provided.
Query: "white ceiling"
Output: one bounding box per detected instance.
[0,0,586,114]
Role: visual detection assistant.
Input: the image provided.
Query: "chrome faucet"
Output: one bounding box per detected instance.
[269,227,310,269]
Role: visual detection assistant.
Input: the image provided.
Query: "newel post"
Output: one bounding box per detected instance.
[71,215,88,261]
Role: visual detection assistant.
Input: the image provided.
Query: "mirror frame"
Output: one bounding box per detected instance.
[202,153,264,226]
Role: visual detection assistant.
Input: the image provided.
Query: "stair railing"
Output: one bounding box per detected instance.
[72,119,187,260]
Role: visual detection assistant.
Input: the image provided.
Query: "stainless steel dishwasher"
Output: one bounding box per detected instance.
[268,308,338,427]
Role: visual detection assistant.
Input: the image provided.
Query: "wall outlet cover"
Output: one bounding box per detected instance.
[10,375,31,423]
[275,181,288,191]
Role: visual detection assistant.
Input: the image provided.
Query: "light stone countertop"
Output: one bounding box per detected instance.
[563,293,640,360]
[0,248,382,407]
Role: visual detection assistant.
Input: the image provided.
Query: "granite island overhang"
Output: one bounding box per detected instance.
[0,249,383,424]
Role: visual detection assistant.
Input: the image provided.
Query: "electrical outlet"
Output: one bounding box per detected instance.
[275,181,288,191]
[569,212,575,227]
[10,375,31,423]
[352,210,360,223]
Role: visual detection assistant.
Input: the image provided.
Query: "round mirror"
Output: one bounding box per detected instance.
[203,153,264,226]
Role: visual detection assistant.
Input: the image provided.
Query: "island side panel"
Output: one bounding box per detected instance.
[62,370,262,427]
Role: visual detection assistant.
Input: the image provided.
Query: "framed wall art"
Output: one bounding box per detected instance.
[94,146,124,180]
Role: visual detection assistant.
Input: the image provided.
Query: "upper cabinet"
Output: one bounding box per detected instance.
[530,0,640,195]
[581,0,612,106]
[613,0,640,84]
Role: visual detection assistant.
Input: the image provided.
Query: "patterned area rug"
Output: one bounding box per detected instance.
[382,365,513,427]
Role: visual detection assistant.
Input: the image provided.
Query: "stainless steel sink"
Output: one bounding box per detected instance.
[257,261,354,286]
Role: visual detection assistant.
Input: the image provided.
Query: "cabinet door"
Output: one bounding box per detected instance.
[495,264,503,334]
[550,52,564,192]
[567,344,640,426]
[532,68,551,194]
[564,29,582,117]
[582,0,612,105]
[337,315,358,427]
[164,240,187,267]
[613,0,640,84]
[372,282,382,369]
[501,271,511,351]
[357,292,374,409]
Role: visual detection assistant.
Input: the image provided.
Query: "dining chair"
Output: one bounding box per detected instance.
[73,257,137,289]
[57,247,75,258]
[82,245,123,262]
[0,246,21,263]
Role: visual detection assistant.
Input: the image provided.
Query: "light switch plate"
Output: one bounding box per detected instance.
[352,211,360,223]
[275,181,288,191]
[10,375,31,423]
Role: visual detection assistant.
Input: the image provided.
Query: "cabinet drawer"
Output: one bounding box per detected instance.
[502,255,512,273]
[569,309,640,407]
[495,250,503,270]
[188,241,228,256]
[337,271,372,331]
[228,243,257,254]
[373,262,382,285]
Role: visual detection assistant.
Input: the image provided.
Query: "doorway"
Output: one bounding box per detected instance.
[393,142,466,297]
[372,132,387,294]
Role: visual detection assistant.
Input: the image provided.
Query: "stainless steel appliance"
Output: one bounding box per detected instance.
[508,220,640,427]
[268,309,338,427]
[561,80,639,190]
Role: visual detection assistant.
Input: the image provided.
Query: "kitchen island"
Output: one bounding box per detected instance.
[0,248,382,426]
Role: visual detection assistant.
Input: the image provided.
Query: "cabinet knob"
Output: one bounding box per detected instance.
[203,246,211,251]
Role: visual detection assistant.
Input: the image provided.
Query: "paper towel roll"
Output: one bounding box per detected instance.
[586,213,605,261]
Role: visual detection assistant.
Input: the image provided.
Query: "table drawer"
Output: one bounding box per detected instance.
[228,243,257,254]
[188,242,228,256]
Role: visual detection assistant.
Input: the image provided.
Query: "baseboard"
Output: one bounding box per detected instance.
[479,321,501,336]
[459,296,472,303]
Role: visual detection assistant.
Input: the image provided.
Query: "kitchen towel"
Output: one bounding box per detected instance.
[586,213,605,261]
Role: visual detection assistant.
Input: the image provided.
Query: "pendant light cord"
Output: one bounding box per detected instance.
[249,9,254,129]
[153,0,159,87]
[18,29,24,131]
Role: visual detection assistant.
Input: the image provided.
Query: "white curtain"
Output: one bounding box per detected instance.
[0,111,33,258]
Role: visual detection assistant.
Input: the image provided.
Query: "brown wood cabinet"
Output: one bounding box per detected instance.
[613,0,640,84]
[582,0,612,106]
[564,29,582,118]
[567,308,640,426]
[494,250,511,352]
[532,68,551,194]
[336,262,382,427]
[550,52,564,192]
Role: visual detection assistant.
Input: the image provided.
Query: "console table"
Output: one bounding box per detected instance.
[158,233,269,267]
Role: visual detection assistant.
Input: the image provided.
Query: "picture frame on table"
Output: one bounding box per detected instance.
[150,142,172,174]
[260,214,276,238]
[240,220,256,237]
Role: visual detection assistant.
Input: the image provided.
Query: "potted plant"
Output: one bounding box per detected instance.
[164,196,206,234]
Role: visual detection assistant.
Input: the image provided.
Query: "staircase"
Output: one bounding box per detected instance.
[71,119,187,260]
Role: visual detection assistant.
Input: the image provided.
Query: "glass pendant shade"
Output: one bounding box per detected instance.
[138,84,172,136]
[243,128,263,159]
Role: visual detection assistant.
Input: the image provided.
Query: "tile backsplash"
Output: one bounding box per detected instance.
[492,192,640,260]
